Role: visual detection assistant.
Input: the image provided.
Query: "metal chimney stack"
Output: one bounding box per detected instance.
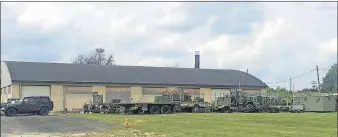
[195,51,200,69]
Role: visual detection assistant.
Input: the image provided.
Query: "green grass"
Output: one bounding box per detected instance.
[67,112,337,137]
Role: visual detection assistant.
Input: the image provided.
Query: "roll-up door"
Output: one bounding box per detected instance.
[21,86,51,98]
[106,86,131,103]
[183,88,200,101]
[142,87,166,96]
[64,86,92,110]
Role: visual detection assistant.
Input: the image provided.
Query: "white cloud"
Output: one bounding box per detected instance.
[1,2,336,90]
[319,38,337,54]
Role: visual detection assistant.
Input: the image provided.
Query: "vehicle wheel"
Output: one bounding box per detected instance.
[160,105,171,114]
[246,103,254,108]
[5,108,17,117]
[39,107,49,116]
[149,106,160,114]
[226,108,233,113]
[138,109,145,114]
[192,106,199,113]
[220,107,226,113]
[205,107,211,113]
[173,105,181,113]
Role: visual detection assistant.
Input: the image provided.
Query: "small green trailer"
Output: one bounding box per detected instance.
[292,92,336,112]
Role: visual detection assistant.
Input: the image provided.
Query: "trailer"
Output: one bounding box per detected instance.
[83,90,212,114]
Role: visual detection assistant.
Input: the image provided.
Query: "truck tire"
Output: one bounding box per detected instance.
[192,106,199,113]
[173,105,181,113]
[149,106,160,114]
[5,108,17,117]
[246,103,254,108]
[220,107,226,113]
[205,107,211,113]
[160,105,171,114]
[226,108,233,113]
[39,107,49,116]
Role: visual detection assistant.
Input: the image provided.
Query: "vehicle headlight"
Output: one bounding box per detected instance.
[1,108,5,110]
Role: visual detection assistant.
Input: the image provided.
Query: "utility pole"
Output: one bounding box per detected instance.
[246,69,248,73]
[289,77,292,92]
[316,65,321,93]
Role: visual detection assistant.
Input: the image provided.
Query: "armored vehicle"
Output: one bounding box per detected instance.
[1,96,54,117]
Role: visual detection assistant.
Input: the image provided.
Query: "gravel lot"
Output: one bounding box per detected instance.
[1,115,118,137]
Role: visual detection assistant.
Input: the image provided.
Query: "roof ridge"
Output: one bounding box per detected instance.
[4,60,240,71]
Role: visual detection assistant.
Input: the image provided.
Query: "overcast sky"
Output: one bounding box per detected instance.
[1,2,337,90]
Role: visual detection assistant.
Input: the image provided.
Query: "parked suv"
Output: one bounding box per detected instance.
[1,96,54,117]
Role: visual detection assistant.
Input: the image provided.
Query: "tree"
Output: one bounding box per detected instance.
[72,48,115,65]
[321,63,337,93]
[264,87,275,96]
[276,87,292,105]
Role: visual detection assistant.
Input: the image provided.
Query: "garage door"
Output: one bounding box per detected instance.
[143,87,166,96]
[106,87,131,103]
[21,86,51,98]
[183,88,200,101]
[211,89,231,101]
[65,86,92,110]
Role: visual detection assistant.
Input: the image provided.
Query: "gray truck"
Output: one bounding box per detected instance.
[1,96,54,117]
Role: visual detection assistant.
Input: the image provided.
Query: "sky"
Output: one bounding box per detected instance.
[1,2,337,90]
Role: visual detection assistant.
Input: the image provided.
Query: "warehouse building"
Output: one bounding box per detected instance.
[1,56,268,111]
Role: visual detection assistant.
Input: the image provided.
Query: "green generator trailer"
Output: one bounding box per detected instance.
[292,92,336,112]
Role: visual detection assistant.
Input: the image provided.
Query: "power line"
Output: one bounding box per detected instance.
[265,65,333,85]
[291,69,316,80]
[266,69,316,84]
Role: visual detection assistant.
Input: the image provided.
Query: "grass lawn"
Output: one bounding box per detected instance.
[67,112,337,137]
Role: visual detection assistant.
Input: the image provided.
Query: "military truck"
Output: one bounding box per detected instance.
[1,96,54,117]
[210,96,232,113]
[179,93,211,113]
[83,92,104,113]
[83,88,213,114]
[210,90,281,113]
[112,92,182,114]
[255,96,280,113]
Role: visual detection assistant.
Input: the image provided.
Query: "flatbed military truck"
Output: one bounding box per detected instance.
[84,89,212,114]
[1,96,54,117]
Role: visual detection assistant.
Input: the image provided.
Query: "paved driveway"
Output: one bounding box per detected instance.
[1,115,117,137]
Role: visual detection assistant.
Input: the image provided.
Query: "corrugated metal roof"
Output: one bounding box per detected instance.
[3,61,268,88]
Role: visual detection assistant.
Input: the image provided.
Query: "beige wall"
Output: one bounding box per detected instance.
[131,86,142,103]
[200,88,212,103]
[11,84,19,98]
[51,85,64,111]
[1,62,12,88]
[242,89,263,95]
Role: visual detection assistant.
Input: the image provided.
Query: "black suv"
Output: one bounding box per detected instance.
[1,96,54,117]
